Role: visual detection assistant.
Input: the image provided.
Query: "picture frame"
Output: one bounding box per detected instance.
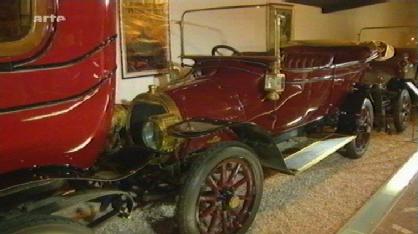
[119,0,170,78]
[266,4,294,50]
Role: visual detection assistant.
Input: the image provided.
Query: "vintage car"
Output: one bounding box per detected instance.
[359,26,417,132]
[0,2,393,234]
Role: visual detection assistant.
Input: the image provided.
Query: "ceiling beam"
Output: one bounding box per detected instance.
[321,0,387,13]
[285,0,387,13]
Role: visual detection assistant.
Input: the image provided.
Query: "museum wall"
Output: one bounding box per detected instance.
[170,0,417,55]
[278,0,416,41]
[169,0,351,63]
[115,0,417,103]
[340,0,417,41]
[117,0,268,103]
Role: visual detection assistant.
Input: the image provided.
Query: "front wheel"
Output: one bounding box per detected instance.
[177,142,263,234]
[0,215,93,234]
[343,98,374,159]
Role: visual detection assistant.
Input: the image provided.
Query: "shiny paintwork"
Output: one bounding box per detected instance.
[164,47,372,136]
[157,46,374,155]
[0,0,117,174]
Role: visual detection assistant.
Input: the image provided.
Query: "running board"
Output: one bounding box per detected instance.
[284,136,356,173]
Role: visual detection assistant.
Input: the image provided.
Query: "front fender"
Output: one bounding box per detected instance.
[387,78,417,102]
[338,85,371,134]
[229,123,291,174]
[387,78,408,91]
[170,119,292,174]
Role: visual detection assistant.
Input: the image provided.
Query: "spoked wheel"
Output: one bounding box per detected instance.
[393,89,411,132]
[177,143,263,234]
[343,98,374,159]
[198,159,256,233]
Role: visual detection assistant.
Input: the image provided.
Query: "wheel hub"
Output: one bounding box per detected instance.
[219,189,242,209]
[228,196,242,209]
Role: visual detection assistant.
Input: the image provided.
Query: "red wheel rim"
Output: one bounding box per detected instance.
[196,159,256,234]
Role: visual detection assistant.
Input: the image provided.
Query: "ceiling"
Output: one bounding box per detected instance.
[285,0,387,13]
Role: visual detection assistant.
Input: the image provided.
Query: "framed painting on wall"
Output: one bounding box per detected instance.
[120,0,170,78]
[267,4,294,50]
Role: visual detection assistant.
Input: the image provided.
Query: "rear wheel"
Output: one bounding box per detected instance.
[393,89,411,132]
[0,215,92,234]
[177,143,263,234]
[343,98,374,159]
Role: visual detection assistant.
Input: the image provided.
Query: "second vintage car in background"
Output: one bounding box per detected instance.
[360,26,417,132]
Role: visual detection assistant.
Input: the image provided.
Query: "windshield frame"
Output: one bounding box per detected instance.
[358,25,417,48]
[178,3,293,59]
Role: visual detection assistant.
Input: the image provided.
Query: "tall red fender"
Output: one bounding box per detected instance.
[0,0,118,173]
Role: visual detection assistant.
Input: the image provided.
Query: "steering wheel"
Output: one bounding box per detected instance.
[211,45,241,56]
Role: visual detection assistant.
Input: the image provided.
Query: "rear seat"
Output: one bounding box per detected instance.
[282,46,373,69]
[282,52,334,69]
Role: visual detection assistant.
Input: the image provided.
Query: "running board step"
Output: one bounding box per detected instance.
[284,136,356,173]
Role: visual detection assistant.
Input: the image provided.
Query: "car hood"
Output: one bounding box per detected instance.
[164,76,246,121]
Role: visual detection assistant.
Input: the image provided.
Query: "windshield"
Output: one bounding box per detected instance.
[180,4,293,57]
[359,26,417,48]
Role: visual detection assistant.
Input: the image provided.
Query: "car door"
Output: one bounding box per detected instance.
[304,67,334,122]
[270,49,335,133]
[209,60,281,131]
[225,59,312,134]
[268,70,309,133]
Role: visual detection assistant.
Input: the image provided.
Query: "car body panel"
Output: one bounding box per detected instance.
[164,46,374,139]
[0,0,117,174]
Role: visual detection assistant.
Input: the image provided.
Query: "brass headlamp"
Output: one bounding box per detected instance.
[142,113,182,152]
[127,85,183,152]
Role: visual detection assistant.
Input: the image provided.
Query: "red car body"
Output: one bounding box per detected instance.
[168,48,371,133]
[0,0,117,174]
[160,46,374,154]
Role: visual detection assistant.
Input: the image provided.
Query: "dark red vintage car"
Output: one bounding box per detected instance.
[0,2,394,234]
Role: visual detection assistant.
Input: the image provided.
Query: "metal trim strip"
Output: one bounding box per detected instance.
[0,69,116,115]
